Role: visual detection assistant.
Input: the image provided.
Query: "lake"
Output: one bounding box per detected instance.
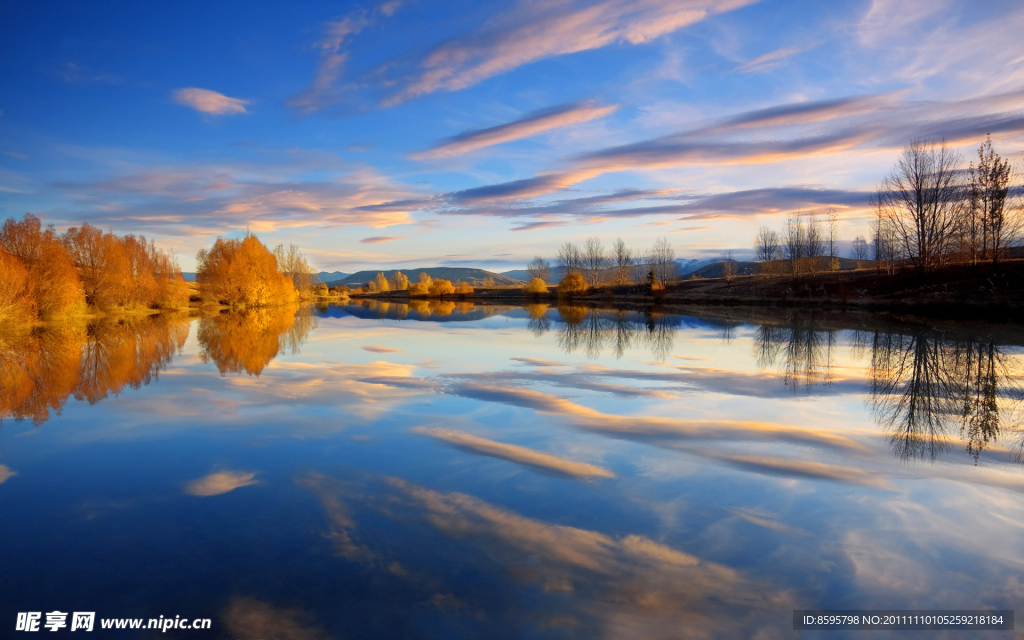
[1,301,1022,639]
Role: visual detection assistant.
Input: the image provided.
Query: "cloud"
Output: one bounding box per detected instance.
[289,3,405,112]
[287,12,370,113]
[510,220,570,232]
[735,45,806,73]
[48,157,423,237]
[360,236,401,244]
[185,470,258,496]
[382,0,755,105]
[362,345,402,353]
[412,103,618,159]
[0,464,17,484]
[413,427,615,479]
[173,88,249,115]
[438,89,1024,206]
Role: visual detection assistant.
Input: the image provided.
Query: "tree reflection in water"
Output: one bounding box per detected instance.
[0,314,190,425]
[753,314,1023,462]
[868,328,1023,463]
[553,306,677,361]
[753,315,838,389]
[197,304,317,376]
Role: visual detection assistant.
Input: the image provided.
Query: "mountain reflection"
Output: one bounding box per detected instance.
[0,314,190,425]
[197,304,317,376]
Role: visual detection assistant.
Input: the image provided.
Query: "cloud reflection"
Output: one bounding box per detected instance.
[185,471,258,496]
[413,427,615,479]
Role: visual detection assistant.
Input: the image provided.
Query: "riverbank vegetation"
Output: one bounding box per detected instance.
[0,214,189,323]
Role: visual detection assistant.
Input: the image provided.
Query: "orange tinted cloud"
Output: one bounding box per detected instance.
[413,103,617,159]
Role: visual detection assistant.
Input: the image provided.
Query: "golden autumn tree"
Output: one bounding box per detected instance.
[390,271,410,291]
[0,214,85,318]
[196,234,295,307]
[409,272,432,296]
[558,271,588,298]
[0,247,36,322]
[63,223,132,308]
[429,278,455,296]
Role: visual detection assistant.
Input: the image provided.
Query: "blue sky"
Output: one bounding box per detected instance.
[1,0,1023,272]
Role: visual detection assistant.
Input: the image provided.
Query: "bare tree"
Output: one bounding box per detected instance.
[878,139,966,271]
[805,214,824,274]
[631,251,648,285]
[967,136,1019,265]
[581,237,608,287]
[647,237,676,287]
[527,256,551,282]
[783,213,805,275]
[826,209,839,270]
[723,250,736,282]
[850,235,870,260]
[557,242,582,275]
[754,226,780,275]
[611,238,633,285]
[873,196,900,275]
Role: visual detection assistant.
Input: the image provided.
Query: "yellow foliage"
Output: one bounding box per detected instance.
[558,271,588,298]
[523,277,548,295]
[1,214,85,319]
[0,315,191,425]
[197,304,315,376]
[0,247,36,322]
[454,280,474,295]
[196,234,295,308]
[390,271,410,290]
[429,278,455,296]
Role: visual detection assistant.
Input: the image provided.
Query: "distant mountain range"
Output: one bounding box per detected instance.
[190,257,866,288]
[317,271,350,283]
[326,267,520,287]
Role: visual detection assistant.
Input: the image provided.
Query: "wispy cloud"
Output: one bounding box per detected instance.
[412,103,618,159]
[173,88,249,115]
[736,45,807,73]
[382,0,756,105]
[288,3,404,112]
[360,235,402,244]
[437,89,1024,205]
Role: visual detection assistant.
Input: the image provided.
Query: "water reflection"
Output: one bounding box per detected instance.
[0,314,190,425]
[868,327,1023,462]
[754,316,838,388]
[197,305,317,376]
[751,313,1024,463]
[553,306,677,360]
[297,471,791,637]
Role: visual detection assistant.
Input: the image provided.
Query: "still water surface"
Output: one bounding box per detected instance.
[1,302,1022,638]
